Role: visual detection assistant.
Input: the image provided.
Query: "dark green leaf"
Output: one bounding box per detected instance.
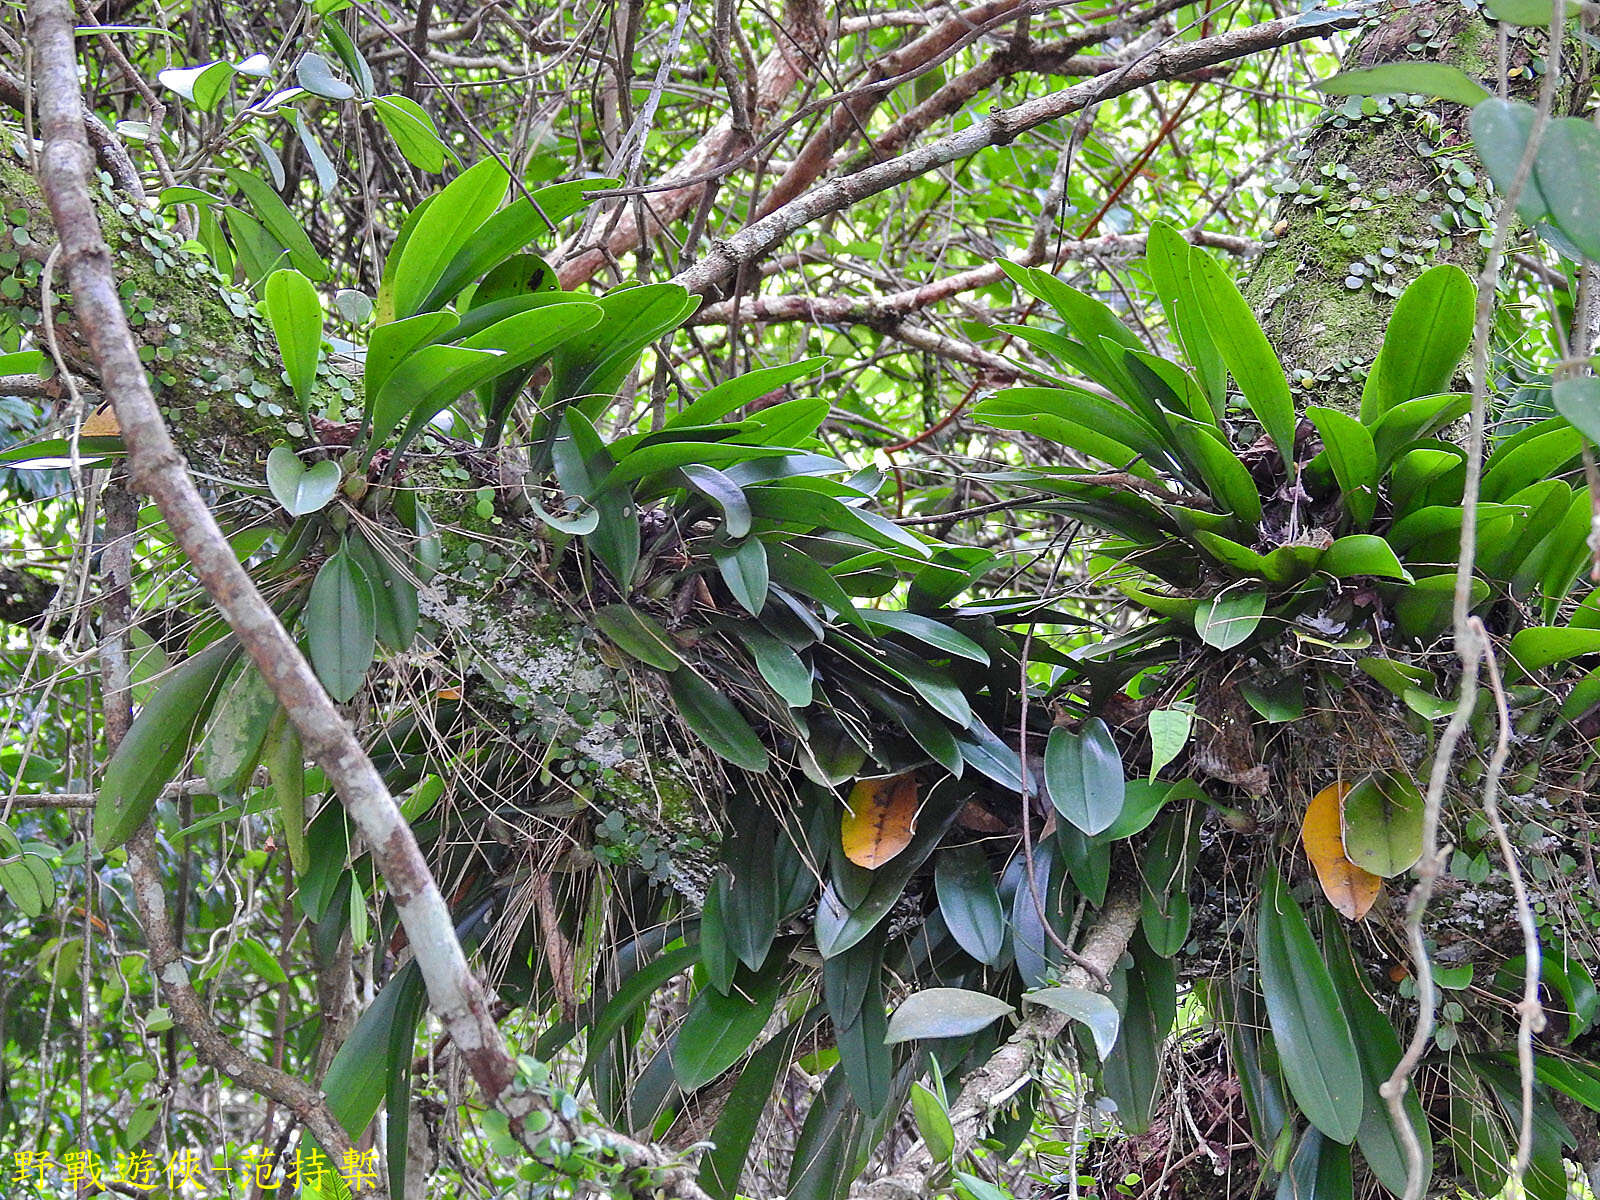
[670,670,769,772]
[1257,866,1364,1144]
[307,545,377,702]
[1043,718,1125,836]
[935,844,1006,965]
[884,988,1014,1043]
[593,604,684,671]
[673,959,786,1090]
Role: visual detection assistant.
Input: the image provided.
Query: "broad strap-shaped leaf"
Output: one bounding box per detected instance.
[1191,250,1296,463]
[1043,717,1125,836]
[306,544,377,703]
[1256,865,1365,1144]
[1305,406,1377,528]
[669,669,769,773]
[672,957,786,1090]
[1025,985,1120,1058]
[95,636,242,850]
[1361,264,1475,424]
[934,844,1006,965]
[262,269,324,406]
[1315,62,1489,106]
[380,158,509,321]
[884,988,1014,1043]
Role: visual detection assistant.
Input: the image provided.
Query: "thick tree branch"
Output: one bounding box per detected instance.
[671,10,1359,298]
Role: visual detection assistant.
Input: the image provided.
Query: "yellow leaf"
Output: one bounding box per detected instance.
[1302,781,1382,921]
[841,772,920,869]
[80,406,121,437]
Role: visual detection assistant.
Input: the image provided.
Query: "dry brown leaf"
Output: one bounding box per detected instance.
[1302,781,1381,921]
[80,406,121,437]
[841,772,920,869]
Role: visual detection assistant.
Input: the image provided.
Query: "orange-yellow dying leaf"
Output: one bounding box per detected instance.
[80,406,121,437]
[842,772,920,869]
[1303,781,1382,921]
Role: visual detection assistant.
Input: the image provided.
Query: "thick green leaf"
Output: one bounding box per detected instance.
[224,168,328,279]
[322,960,425,1138]
[383,159,508,321]
[1554,376,1600,443]
[1257,866,1364,1144]
[701,1012,821,1199]
[1147,705,1193,780]
[1536,118,1600,262]
[306,545,377,703]
[95,637,241,850]
[884,988,1014,1043]
[372,95,448,173]
[934,844,1006,965]
[419,178,612,311]
[1192,251,1295,462]
[1320,534,1413,583]
[1362,265,1475,423]
[545,284,700,411]
[910,1082,956,1164]
[198,663,278,797]
[679,463,753,538]
[713,539,769,616]
[1025,986,1119,1058]
[263,269,324,406]
[1043,718,1125,836]
[582,943,701,1081]
[673,958,786,1090]
[265,446,340,516]
[1323,922,1432,1195]
[737,626,812,707]
[593,604,684,671]
[857,608,988,663]
[1306,406,1377,527]
[1341,771,1424,879]
[1194,590,1266,649]
[669,670,769,772]
[1508,625,1600,673]
[1472,99,1550,226]
[671,357,830,429]
[1315,63,1489,106]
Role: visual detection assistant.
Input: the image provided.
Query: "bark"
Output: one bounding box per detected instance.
[1246,2,1582,406]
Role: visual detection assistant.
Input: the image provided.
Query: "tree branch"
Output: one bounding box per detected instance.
[671,10,1358,297]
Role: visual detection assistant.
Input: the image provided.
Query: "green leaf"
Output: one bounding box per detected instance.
[1147,705,1193,781]
[265,447,340,516]
[1368,393,1472,473]
[1315,63,1489,106]
[669,670,769,773]
[593,604,683,671]
[884,988,1014,1043]
[224,168,328,280]
[581,944,701,1081]
[934,844,1006,965]
[1024,986,1120,1058]
[1472,99,1550,226]
[671,357,830,429]
[1323,922,1433,1195]
[1192,250,1295,463]
[419,177,609,312]
[1340,771,1424,878]
[1320,534,1413,583]
[1167,416,1263,526]
[712,539,769,616]
[1256,865,1365,1144]
[306,545,377,703]
[1508,625,1600,672]
[197,663,278,797]
[673,959,786,1090]
[261,269,324,407]
[95,637,241,850]
[857,608,988,663]
[701,1012,820,1199]
[296,51,354,99]
[1362,264,1475,423]
[911,1082,956,1164]
[544,284,700,412]
[679,463,753,538]
[1305,406,1377,527]
[1193,590,1266,650]
[1536,118,1600,262]
[322,960,425,1137]
[372,95,448,173]
[1043,718,1125,836]
[738,626,812,707]
[1553,376,1600,443]
[383,159,509,322]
